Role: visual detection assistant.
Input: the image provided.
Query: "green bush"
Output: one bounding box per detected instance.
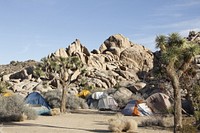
[0,95,37,122]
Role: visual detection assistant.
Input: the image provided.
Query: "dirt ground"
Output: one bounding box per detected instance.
[1,110,172,133]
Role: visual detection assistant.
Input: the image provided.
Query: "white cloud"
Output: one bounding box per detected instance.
[133,35,157,51]
[36,43,50,48]
[151,12,183,17]
[179,28,200,37]
[146,18,200,30]
[151,1,199,18]
[173,0,200,8]
[18,44,31,54]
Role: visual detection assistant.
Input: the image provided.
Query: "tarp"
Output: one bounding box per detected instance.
[2,92,13,97]
[77,89,91,98]
[87,93,118,111]
[122,100,153,116]
[98,95,118,111]
[25,92,51,115]
[91,92,108,100]
[146,92,171,114]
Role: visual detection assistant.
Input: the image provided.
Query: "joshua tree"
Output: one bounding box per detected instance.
[155,33,200,132]
[35,55,83,113]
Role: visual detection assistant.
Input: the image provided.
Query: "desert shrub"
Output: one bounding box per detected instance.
[66,94,88,110]
[43,89,61,108]
[33,66,46,78]
[194,111,200,129]
[43,89,88,110]
[108,114,138,132]
[0,81,10,93]
[0,95,37,122]
[23,106,38,120]
[180,124,197,133]
[140,116,164,127]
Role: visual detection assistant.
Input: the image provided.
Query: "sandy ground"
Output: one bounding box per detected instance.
[1,110,172,133]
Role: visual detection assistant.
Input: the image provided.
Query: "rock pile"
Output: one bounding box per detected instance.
[0,34,154,98]
[1,32,199,110]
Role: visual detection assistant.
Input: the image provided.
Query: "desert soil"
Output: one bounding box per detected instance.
[1,110,172,133]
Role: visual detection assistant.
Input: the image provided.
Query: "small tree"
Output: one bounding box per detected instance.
[36,55,84,113]
[155,33,200,132]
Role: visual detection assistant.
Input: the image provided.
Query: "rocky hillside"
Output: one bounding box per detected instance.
[0,32,199,102]
[0,60,38,76]
[0,34,154,99]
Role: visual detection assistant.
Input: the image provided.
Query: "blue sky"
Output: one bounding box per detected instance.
[0,0,200,64]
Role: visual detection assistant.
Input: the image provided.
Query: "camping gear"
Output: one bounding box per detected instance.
[2,92,13,97]
[77,89,91,98]
[146,92,171,114]
[98,95,118,111]
[182,99,194,115]
[91,92,107,100]
[122,100,153,116]
[25,92,51,115]
[87,92,118,111]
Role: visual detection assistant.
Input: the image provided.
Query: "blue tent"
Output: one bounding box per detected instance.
[25,92,51,115]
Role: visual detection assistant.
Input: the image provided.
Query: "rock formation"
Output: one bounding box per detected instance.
[0,34,154,98]
[0,32,199,112]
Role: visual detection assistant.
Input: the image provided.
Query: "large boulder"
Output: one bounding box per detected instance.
[87,54,106,69]
[113,87,133,100]
[67,39,90,56]
[120,44,153,72]
[99,34,133,54]
[54,48,68,58]
[9,69,29,80]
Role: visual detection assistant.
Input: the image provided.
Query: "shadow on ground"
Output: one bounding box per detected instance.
[3,122,111,133]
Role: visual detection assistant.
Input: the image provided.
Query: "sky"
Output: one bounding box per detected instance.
[0,0,200,64]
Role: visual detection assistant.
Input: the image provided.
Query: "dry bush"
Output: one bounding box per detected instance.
[43,89,61,108]
[66,94,88,110]
[50,108,60,116]
[0,81,10,93]
[23,106,38,120]
[140,116,164,127]
[0,95,37,122]
[43,89,88,110]
[108,114,138,133]
[140,116,173,128]
[180,124,197,133]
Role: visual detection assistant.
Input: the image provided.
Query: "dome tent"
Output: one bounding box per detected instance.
[25,92,51,115]
[122,100,153,116]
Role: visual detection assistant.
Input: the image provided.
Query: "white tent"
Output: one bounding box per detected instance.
[98,95,118,111]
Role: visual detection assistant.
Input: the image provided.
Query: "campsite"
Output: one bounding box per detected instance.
[1,110,173,133]
[1,0,200,132]
[0,24,200,133]
[0,88,177,133]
